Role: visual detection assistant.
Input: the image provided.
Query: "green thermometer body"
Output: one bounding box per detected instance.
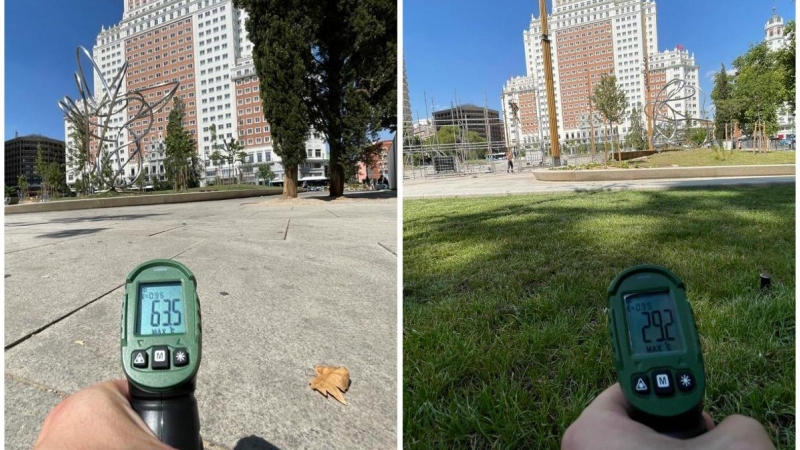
[608,265,707,439]
[121,260,203,450]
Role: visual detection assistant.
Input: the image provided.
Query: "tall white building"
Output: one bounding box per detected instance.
[65,0,327,188]
[763,7,794,138]
[506,0,699,145]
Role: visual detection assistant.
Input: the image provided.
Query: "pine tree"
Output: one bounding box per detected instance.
[164,97,197,192]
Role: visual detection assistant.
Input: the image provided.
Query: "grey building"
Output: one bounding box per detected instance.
[432,104,506,145]
[5,134,66,189]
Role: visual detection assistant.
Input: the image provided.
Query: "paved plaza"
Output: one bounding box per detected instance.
[4,192,397,450]
[403,170,795,198]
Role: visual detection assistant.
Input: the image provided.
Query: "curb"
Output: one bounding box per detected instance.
[533,165,795,182]
[5,189,281,214]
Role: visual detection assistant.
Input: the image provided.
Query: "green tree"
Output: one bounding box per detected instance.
[625,106,647,150]
[730,42,784,135]
[66,116,91,195]
[164,97,197,192]
[237,150,250,183]
[687,128,708,147]
[235,0,396,197]
[34,143,49,199]
[256,163,275,185]
[17,174,29,202]
[711,64,735,140]
[591,74,628,163]
[423,125,487,146]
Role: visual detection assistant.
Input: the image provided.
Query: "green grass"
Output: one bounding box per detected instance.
[636,148,796,168]
[404,186,795,449]
[557,148,795,170]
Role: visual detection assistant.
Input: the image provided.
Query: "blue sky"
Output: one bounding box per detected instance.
[404,0,796,122]
[5,1,124,141]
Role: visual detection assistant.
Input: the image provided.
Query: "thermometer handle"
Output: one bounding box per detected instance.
[129,379,203,450]
[631,403,708,439]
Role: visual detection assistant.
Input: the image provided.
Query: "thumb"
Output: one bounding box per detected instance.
[692,415,775,450]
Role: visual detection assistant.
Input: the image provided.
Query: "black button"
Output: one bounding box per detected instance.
[675,370,696,392]
[632,373,650,396]
[152,346,170,370]
[132,350,148,369]
[652,370,675,397]
[173,348,189,367]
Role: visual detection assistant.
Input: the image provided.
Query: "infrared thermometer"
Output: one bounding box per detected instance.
[121,259,203,450]
[608,265,707,439]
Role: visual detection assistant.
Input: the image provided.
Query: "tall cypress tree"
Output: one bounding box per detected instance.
[234,0,396,197]
[711,64,734,140]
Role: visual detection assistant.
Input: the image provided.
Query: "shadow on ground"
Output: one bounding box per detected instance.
[36,228,108,239]
[233,435,282,450]
[6,214,169,228]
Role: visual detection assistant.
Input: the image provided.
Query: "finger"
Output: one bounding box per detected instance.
[693,414,775,449]
[702,411,715,431]
[585,383,631,417]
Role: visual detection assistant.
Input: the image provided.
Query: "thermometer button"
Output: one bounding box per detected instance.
[652,370,675,397]
[632,373,650,396]
[152,346,171,370]
[675,370,696,392]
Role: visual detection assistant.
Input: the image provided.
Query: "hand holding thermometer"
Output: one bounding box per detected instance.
[608,265,707,439]
[121,260,203,450]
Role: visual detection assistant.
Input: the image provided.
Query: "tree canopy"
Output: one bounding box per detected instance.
[712,39,789,137]
[234,0,396,197]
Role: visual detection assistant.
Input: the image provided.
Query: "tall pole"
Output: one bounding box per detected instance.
[587,69,596,161]
[539,0,561,166]
[641,4,654,151]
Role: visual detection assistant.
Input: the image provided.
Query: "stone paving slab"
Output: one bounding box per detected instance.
[5,193,397,450]
[5,377,66,450]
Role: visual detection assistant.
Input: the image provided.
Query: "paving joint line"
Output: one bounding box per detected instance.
[148,225,184,237]
[4,234,99,255]
[326,209,340,218]
[283,219,291,240]
[377,242,396,256]
[5,373,70,399]
[4,241,205,351]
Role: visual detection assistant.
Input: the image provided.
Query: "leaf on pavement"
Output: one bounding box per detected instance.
[309,366,350,405]
[74,340,84,346]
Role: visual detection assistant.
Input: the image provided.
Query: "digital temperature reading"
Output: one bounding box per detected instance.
[624,291,684,356]
[137,282,186,335]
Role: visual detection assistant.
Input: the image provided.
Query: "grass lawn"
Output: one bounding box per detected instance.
[635,148,796,168]
[404,186,795,449]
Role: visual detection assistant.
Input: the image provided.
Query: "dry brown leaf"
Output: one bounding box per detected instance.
[309,365,350,405]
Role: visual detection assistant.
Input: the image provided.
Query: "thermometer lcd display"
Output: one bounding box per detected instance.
[624,291,684,356]
[137,282,186,335]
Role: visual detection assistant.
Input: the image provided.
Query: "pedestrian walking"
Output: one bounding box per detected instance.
[506,149,514,173]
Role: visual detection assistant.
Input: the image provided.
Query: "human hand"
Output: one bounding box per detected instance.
[34,380,173,450]
[562,383,775,450]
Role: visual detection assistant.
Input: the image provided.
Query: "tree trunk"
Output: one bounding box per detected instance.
[283,163,298,198]
[329,141,345,197]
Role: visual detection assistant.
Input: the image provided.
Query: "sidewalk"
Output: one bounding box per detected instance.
[403,171,795,199]
[4,193,397,450]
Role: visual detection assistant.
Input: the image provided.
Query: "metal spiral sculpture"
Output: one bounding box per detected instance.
[58,46,179,190]
[644,79,714,148]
